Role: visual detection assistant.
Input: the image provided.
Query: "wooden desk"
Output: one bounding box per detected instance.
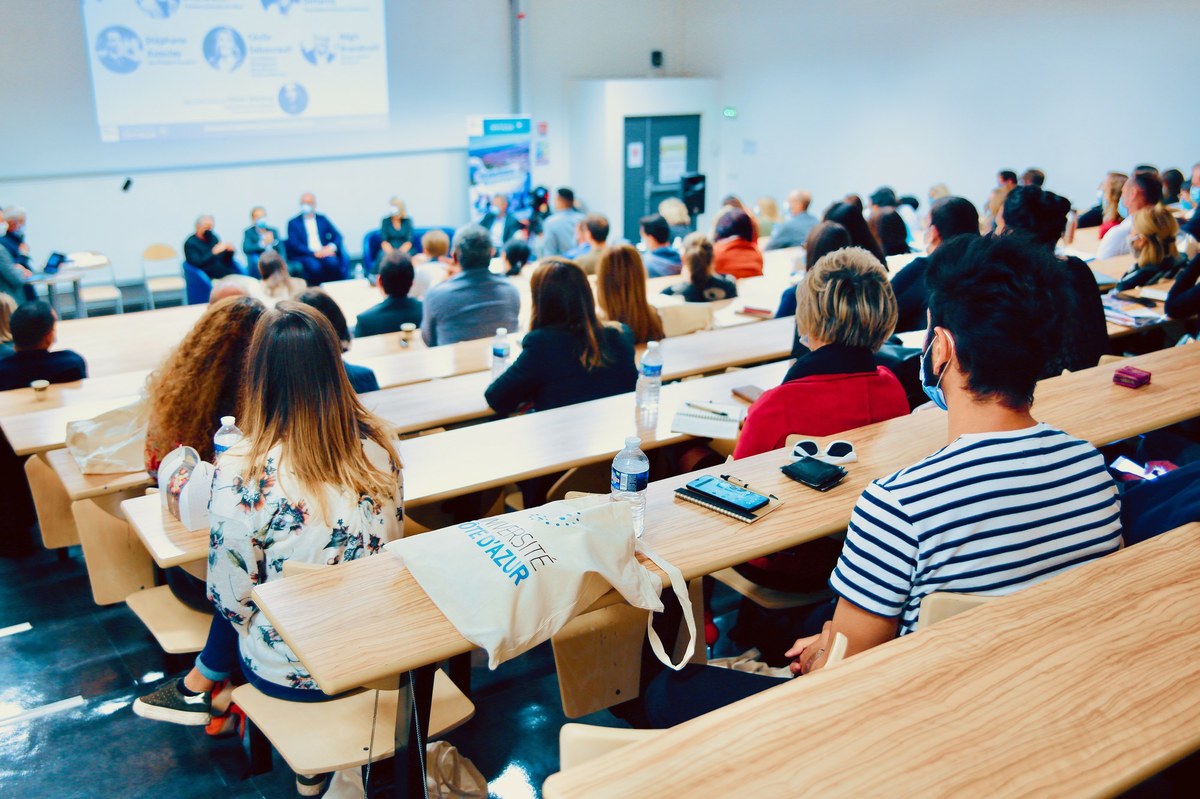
[45,447,152,501]
[55,305,207,378]
[1067,224,1102,256]
[253,345,1200,695]
[544,522,1200,799]
[123,493,197,570]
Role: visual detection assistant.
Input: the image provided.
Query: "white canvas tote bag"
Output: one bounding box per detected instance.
[389,495,695,670]
[65,395,148,474]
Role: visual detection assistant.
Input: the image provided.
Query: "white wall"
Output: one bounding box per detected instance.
[674,0,1200,216]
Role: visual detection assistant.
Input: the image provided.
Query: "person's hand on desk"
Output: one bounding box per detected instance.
[786,620,831,676]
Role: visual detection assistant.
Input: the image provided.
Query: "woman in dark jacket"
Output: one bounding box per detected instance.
[485,258,637,415]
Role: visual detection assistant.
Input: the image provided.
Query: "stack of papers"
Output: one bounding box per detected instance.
[1103,296,1166,328]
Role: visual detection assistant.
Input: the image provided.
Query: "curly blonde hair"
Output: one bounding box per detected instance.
[144,296,266,474]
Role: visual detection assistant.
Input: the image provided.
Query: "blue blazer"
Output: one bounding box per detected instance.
[286,213,345,262]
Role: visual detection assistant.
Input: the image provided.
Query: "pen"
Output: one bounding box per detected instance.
[687,401,730,417]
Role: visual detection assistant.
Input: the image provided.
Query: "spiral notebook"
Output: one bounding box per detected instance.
[673,475,785,524]
[670,401,747,440]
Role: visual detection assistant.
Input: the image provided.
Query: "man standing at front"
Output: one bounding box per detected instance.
[285,192,347,285]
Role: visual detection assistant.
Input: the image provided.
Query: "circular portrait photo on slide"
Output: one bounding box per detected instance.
[301,35,336,65]
[96,26,144,74]
[262,0,299,13]
[204,26,246,73]
[137,0,180,19]
[278,82,309,115]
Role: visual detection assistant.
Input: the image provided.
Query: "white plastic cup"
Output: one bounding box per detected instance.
[31,379,49,400]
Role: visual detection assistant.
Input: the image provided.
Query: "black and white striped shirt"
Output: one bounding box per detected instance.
[830,423,1122,635]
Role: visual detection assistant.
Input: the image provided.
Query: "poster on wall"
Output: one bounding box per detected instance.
[467,116,533,222]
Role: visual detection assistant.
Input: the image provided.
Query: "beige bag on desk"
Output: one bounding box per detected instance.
[65,395,148,474]
[390,494,696,670]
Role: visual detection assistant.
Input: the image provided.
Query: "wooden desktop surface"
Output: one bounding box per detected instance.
[253,344,1200,694]
[543,522,1200,799]
[45,447,151,502]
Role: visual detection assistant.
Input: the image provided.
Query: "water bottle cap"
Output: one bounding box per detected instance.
[647,341,660,350]
[496,327,507,336]
[220,416,235,426]
[625,436,642,448]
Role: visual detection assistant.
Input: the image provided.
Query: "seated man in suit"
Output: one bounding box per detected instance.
[632,234,1123,728]
[354,252,423,338]
[241,206,284,270]
[421,225,520,346]
[184,215,239,281]
[285,192,348,285]
[0,301,87,390]
[478,194,522,248]
[1,206,31,268]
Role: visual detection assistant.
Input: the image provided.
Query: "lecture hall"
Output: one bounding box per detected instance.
[1,1,1199,797]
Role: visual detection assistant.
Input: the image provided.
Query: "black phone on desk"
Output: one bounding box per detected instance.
[781,456,847,491]
[685,475,770,512]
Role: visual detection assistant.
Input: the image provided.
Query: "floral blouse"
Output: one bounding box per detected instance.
[206,440,403,691]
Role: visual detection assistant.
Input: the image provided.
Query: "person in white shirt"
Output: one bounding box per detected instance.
[1097,171,1162,259]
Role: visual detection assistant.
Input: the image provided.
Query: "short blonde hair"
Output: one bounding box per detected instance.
[1132,205,1179,268]
[795,247,896,351]
[421,229,450,259]
[658,197,690,227]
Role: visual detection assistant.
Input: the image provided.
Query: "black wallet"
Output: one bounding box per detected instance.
[781,456,847,491]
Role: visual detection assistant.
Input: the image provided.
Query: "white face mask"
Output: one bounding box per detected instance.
[0,223,8,237]
[300,203,315,215]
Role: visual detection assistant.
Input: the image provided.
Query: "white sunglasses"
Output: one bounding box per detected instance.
[791,439,857,465]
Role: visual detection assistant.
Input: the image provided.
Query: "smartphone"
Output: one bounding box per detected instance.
[685,475,770,512]
[731,385,764,404]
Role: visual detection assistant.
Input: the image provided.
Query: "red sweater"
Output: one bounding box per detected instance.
[713,237,764,279]
[732,368,910,460]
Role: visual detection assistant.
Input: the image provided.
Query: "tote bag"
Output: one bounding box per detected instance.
[390,495,695,670]
[65,395,148,474]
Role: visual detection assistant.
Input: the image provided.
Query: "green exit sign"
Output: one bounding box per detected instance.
[722,107,738,119]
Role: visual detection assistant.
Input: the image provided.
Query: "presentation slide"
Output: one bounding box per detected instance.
[81,0,389,143]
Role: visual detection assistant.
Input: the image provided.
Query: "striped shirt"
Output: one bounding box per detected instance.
[830,423,1121,635]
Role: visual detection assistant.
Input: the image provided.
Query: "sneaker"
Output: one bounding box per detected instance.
[132,679,212,726]
[295,773,329,797]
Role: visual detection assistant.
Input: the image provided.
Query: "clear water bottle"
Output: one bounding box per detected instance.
[636,341,663,413]
[213,416,243,459]
[491,328,512,380]
[611,436,650,537]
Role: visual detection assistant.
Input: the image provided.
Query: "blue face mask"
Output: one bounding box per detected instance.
[1117,200,1129,218]
[1191,186,1200,203]
[919,336,949,411]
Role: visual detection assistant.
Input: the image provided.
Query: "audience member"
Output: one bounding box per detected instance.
[241,206,284,269]
[928,183,950,202]
[379,197,414,264]
[824,201,885,262]
[658,197,692,243]
[257,250,305,300]
[754,196,783,237]
[297,289,379,393]
[285,192,348,284]
[997,186,1108,375]
[208,280,256,303]
[573,214,610,275]
[662,234,736,302]
[1,206,31,268]
[596,244,665,345]
[184,215,239,281]
[1078,172,1127,233]
[712,208,763,279]
[539,188,584,258]
[637,234,1122,727]
[500,238,533,277]
[867,187,897,217]
[1120,205,1187,289]
[764,190,817,251]
[144,296,265,479]
[1096,170,1162,259]
[895,195,921,242]
[486,258,636,416]
[984,169,1018,231]
[774,221,852,321]
[421,225,519,346]
[0,301,87,390]
[0,294,17,359]
[1161,168,1184,206]
[1021,168,1046,187]
[890,196,980,333]
[869,208,911,256]
[354,251,423,338]
[410,229,454,297]
[479,194,522,248]
[0,220,28,305]
[1165,254,1200,320]
[134,302,402,731]
[639,214,682,277]
[1182,163,1200,211]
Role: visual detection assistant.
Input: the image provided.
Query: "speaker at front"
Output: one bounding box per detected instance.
[680,172,706,216]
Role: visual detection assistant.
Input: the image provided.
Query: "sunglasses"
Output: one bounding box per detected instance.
[791,439,857,465]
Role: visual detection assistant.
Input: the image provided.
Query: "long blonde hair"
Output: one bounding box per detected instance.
[596,244,664,345]
[0,293,17,344]
[1132,205,1179,269]
[1103,172,1128,223]
[239,302,400,520]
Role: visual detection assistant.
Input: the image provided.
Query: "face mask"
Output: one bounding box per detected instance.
[1117,200,1129,218]
[1191,186,1200,203]
[256,218,268,229]
[0,223,7,237]
[919,334,950,411]
[300,203,314,215]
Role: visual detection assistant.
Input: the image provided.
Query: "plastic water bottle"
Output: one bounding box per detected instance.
[213,416,243,459]
[636,341,663,413]
[490,328,511,380]
[611,436,650,537]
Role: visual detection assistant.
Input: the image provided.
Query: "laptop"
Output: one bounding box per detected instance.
[43,252,66,274]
